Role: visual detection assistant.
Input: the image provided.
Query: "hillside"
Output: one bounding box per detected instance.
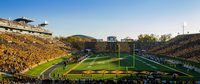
[72,35,96,40]
[66,35,96,42]
[57,35,96,53]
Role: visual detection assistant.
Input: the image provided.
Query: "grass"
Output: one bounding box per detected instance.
[45,54,199,80]
[49,53,199,80]
[50,63,77,79]
[0,75,2,80]
[152,54,200,77]
[25,55,71,77]
[163,63,200,77]
[134,56,173,71]
[158,55,200,68]
[74,54,119,70]
[73,54,174,72]
[0,74,14,81]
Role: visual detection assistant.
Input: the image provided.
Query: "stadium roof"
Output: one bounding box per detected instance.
[39,21,48,27]
[14,17,33,23]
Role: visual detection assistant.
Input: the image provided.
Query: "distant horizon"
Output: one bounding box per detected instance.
[1,0,200,39]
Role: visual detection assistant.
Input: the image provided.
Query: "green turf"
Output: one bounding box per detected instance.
[50,63,77,79]
[0,75,2,80]
[0,74,14,81]
[25,55,71,77]
[73,54,174,72]
[152,55,200,77]
[49,54,199,79]
[158,55,200,68]
[74,54,119,70]
[164,63,200,77]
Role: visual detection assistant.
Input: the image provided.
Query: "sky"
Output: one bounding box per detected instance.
[1,0,200,40]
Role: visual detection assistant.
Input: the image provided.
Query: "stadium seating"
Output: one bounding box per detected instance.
[0,32,68,74]
[148,33,200,63]
[1,75,199,84]
[0,18,51,35]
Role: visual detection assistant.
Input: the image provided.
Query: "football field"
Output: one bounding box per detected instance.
[63,54,193,80]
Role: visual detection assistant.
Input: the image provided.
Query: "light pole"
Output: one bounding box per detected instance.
[183,24,184,35]
[183,22,187,35]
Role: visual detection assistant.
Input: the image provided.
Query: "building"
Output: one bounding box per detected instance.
[121,36,134,42]
[107,36,117,42]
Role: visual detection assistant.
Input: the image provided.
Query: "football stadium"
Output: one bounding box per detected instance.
[1,0,200,84]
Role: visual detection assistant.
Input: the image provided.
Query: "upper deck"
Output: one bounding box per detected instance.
[0,18,52,36]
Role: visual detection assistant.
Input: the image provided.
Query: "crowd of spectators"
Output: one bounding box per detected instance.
[19,79,200,84]
[1,74,199,84]
[148,34,200,63]
[142,54,166,64]
[0,32,68,74]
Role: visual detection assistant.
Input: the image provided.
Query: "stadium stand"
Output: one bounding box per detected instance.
[0,75,199,84]
[0,17,52,36]
[0,32,69,74]
[148,33,200,63]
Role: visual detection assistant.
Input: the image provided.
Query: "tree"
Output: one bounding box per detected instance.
[159,34,172,42]
[137,34,158,43]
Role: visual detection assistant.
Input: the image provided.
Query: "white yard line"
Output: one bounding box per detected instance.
[136,58,157,69]
[138,56,193,77]
[40,62,60,76]
[64,57,88,75]
[89,55,99,66]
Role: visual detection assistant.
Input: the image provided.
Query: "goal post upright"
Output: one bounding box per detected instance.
[118,43,121,68]
[132,43,135,68]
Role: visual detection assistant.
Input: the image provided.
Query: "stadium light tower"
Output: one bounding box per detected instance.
[183,22,187,35]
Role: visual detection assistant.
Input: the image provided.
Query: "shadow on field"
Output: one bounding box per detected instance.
[110,54,134,69]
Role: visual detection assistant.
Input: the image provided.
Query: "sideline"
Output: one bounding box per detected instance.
[136,58,157,69]
[39,55,71,76]
[64,57,89,75]
[88,55,99,68]
[41,61,65,79]
[24,54,71,77]
[21,54,69,74]
[138,56,193,77]
[0,72,12,77]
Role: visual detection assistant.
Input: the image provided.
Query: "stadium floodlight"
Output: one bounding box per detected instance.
[183,22,187,35]
[183,22,187,26]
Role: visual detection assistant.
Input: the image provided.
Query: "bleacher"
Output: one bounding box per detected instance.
[148,33,200,63]
[0,32,68,74]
